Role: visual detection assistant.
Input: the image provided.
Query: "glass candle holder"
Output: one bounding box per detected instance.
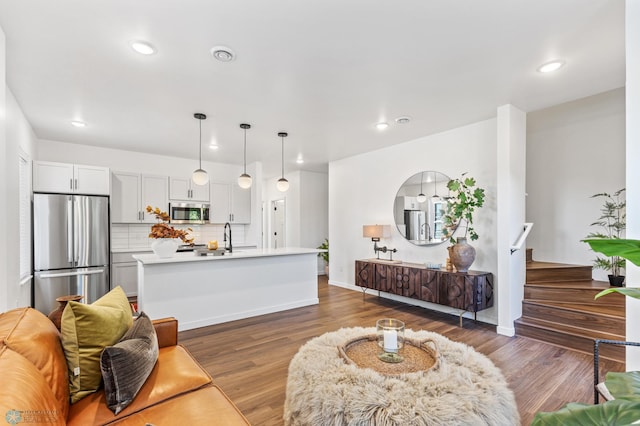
[376,318,405,363]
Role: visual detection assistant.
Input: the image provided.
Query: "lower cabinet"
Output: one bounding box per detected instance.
[355,259,493,313]
[112,251,150,297]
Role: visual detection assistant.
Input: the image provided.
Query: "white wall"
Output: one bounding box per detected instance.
[1,20,39,311]
[262,170,328,273]
[526,88,626,280]
[625,0,640,371]
[329,118,499,324]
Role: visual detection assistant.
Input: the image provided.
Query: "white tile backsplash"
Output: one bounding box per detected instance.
[111,223,247,249]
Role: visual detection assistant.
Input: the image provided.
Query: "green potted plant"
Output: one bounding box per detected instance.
[317,239,329,277]
[584,188,626,286]
[442,173,485,272]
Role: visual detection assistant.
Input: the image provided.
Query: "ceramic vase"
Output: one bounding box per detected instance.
[48,295,83,330]
[151,238,180,258]
[608,274,625,287]
[448,237,476,273]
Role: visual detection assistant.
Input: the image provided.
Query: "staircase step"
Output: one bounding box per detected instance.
[522,300,625,337]
[526,261,593,283]
[526,248,533,263]
[514,317,625,362]
[524,281,625,306]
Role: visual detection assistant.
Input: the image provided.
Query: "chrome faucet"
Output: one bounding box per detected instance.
[223,222,232,253]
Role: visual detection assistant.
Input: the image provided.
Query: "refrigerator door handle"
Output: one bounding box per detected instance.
[39,269,105,279]
[74,197,79,263]
[67,197,74,263]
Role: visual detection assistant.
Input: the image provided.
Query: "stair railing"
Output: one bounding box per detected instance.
[510,222,533,255]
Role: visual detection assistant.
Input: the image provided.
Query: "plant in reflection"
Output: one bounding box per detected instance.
[146,206,194,243]
[442,173,485,243]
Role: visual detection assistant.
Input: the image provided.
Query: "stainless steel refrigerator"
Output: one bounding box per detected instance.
[33,193,110,314]
[404,210,427,241]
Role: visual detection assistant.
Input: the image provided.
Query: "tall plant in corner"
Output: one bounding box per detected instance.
[443,173,485,273]
[584,188,626,286]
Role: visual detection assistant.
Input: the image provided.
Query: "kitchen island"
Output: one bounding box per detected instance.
[133,248,321,331]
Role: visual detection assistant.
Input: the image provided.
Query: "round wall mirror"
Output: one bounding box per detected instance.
[393,171,452,246]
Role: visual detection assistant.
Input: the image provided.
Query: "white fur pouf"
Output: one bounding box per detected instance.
[284,327,519,426]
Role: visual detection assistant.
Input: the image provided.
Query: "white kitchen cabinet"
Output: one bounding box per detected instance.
[111,171,168,223]
[112,251,150,297]
[210,182,251,224]
[169,177,209,202]
[33,161,110,195]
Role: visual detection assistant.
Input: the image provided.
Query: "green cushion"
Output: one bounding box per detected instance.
[60,286,133,403]
[101,311,159,414]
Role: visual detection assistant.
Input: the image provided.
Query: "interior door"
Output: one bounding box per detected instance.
[271,199,286,249]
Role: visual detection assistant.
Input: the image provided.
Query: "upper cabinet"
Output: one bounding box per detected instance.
[111,172,168,223]
[33,161,110,195]
[169,177,209,202]
[210,182,251,224]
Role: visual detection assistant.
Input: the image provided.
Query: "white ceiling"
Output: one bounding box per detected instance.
[0,0,625,178]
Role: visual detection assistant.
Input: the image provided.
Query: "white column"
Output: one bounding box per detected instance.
[0,24,9,312]
[626,0,640,370]
[496,104,527,336]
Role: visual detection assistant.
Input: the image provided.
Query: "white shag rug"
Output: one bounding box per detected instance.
[284,327,519,426]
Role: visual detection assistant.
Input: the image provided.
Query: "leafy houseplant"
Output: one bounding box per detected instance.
[442,173,486,273]
[583,238,640,298]
[443,173,486,243]
[585,188,626,286]
[317,239,329,277]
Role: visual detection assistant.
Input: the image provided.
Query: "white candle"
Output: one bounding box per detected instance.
[383,329,398,351]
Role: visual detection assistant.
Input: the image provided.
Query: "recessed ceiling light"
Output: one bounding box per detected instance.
[210,46,235,62]
[209,144,219,151]
[376,122,389,130]
[395,116,411,124]
[537,60,565,73]
[296,156,304,164]
[129,40,156,55]
[71,120,86,128]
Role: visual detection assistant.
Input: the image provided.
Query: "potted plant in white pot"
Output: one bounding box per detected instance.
[584,188,626,286]
[146,205,193,258]
[443,173,485,272]
[317,239,329,277]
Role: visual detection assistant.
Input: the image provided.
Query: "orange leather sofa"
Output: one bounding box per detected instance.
[0,307,250,425]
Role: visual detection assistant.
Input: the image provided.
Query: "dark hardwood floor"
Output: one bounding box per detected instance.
[179,276,624,425]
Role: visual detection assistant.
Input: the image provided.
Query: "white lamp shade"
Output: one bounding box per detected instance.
[192,169,209,185]
[416,193,427,203]
[277,177,289,192]
[363,224,390,239]
[238,173,252,189]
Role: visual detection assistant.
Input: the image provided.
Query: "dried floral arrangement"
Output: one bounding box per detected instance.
[146,206,194,243]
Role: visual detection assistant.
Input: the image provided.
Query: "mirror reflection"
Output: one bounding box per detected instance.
[393,171,452,246]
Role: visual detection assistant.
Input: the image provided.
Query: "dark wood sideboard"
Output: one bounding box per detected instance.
[355,259,494,325]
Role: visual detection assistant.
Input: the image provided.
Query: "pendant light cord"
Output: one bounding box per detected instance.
[420,172,424,193]
[243,128,247,174]
[281,136,285,178]
[199,118,203,169]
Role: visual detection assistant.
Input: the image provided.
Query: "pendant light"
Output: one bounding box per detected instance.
[238,123,252,189]
[416,172,426,203]
[191,113,209,185]
[431,171,441,200]
[276,132,289,192]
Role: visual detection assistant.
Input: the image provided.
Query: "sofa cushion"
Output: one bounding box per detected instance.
[0,307,69,420]
[101,312,159,414]
[108,385,251,425]
[0,346,66,425]
[61,286,133,403]
[67,345,213,426]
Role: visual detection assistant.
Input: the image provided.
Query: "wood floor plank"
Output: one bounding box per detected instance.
[179,276,624,426]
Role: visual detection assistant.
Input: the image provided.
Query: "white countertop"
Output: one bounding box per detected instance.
[112,244,258,254]
[133,247,323,265]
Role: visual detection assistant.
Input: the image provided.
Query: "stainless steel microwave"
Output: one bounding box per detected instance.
[169,203,210,224]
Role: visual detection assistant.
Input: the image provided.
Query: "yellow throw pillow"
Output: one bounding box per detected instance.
[60,286,133,403]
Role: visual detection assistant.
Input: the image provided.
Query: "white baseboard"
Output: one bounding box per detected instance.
[496,325,515,337]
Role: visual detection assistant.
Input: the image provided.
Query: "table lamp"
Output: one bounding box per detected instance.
[363,225,396,260]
